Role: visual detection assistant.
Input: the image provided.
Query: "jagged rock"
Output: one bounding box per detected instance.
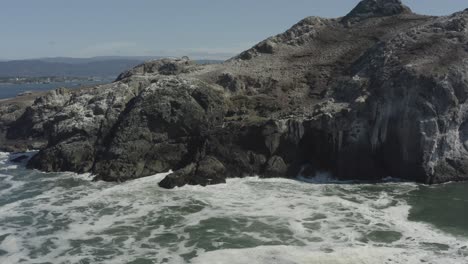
[0,92,47,152]
[1,0,468,187]
[217,72,243,92]
[158,156,226,189]
[264,156,287,177]
[116,57,196,81]
[91,77,225,182]
[342,0,412,24]
[158,164,197,189]
[195,156,226,183]
[255,40,276,54]
[28,140,95,173]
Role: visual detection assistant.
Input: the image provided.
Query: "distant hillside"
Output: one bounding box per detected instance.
[0,57,224,78]
[37,56,163,64]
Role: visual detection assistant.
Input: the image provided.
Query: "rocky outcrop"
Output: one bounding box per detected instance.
[91,76,225,181]
[342,0,412,24]
[158,156,227,188]
[0,92,48,152]
[1,0,468,187]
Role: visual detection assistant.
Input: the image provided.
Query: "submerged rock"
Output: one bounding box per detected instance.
[1,0,468,187]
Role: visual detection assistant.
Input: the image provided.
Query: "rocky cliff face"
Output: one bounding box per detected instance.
[2,0,468,187]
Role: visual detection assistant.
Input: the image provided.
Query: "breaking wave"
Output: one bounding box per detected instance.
[0,152,467,263]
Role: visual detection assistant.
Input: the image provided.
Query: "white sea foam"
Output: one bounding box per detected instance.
[0,152,467,263]
[191,245,468,264]
[192,246,405,264]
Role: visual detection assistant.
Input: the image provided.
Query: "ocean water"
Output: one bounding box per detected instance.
[0,152,467,264]
[0,80,112,100]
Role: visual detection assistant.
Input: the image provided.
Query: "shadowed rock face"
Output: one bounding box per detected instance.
[1,1,468,188]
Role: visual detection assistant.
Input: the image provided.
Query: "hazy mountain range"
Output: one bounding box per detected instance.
[0,56,223,78]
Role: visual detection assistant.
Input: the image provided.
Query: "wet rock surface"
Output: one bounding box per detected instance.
[1,1,468,187]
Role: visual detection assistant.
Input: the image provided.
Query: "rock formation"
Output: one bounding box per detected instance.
[1,0,468,188]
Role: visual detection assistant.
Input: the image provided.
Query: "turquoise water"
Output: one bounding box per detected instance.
[0,152,467,264]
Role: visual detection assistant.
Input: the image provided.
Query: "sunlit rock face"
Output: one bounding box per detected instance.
[1,1,468,187]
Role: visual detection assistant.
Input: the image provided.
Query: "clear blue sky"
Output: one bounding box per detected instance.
[1,0,466,60]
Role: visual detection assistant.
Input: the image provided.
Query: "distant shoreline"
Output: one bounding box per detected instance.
[0,78,113,100]
[0,76,114,85]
